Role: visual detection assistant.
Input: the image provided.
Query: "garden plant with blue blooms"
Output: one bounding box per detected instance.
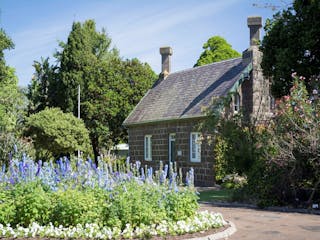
[0,154,226,239]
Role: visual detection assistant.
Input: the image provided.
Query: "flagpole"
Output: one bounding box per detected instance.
[77,84,80,159]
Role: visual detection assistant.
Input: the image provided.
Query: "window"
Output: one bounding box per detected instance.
[169,133,176,162]
[234,93,240,113]
[190,132,201,162]
[144,135,152,161]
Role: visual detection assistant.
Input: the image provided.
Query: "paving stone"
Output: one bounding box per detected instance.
[200,204,320,240]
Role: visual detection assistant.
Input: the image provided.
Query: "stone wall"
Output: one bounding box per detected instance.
[127,118,215,186]
[241,46,271,123]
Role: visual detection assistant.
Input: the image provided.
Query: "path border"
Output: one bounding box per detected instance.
[188,221,237,240]
[199,201,320,215]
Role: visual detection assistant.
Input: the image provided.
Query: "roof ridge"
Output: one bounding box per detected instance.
[168,57,242,76]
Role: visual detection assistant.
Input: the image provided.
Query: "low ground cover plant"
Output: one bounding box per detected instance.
[0,156,226,238]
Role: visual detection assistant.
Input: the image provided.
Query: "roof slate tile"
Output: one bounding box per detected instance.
[124,57,247,125]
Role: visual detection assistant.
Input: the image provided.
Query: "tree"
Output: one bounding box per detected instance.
[24,108,91,160]
[194,36,240,67]
[57,20,119,114]
[28,20,157,162]
[0,29,22,132]
[0,29,27,164]
[261,0,320,98]
[267,75,320,205]
[27,57,58,115]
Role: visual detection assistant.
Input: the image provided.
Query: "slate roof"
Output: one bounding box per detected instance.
[124,57,249,126]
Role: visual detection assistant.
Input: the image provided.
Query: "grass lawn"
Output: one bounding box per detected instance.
[198,189,235,202]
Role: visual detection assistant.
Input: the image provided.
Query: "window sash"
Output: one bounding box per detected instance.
[169,133,176,162]
[234,93,240,112]
[190,132,201,162]
[144,135,152,161]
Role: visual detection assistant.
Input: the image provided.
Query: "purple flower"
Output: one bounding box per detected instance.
[36,160,42,176]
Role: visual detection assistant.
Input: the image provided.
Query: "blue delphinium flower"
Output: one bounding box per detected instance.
[36,160,42,176]
[140,168,145,182]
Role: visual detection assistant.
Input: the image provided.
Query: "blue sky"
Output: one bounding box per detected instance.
[1,0,290,86]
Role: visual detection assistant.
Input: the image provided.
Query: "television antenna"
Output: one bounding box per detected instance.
[252,1,292,11]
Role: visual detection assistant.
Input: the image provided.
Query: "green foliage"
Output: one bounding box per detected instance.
[0,29,27,164]
[104,182,198,229]
[213,136,228,181]
[165,189,199,221]
[0,30,23,133]
[194,36,240,67]
[0,180,199,231]
[27,20,157,160]
[0,132,35,166]
[261,0,320,97]
[244,75,320,207]
[11,182,52,226]
[0,190,15,225]
[24,108,91,160]
[104,182,166,229]
[0,29,14,79]
[203,109,258,181]
[27,57,59,115]
[51,188,106,227]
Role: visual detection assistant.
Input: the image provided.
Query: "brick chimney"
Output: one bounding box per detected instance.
[241,16,271,123]
[160,46,172,79]
[248,16,262,46]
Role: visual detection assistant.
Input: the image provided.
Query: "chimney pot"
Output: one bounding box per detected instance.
[247,16,262,46]
[160,46,172,78]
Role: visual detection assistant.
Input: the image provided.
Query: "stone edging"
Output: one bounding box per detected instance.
[188,221,237,240]
[199,201,320,215]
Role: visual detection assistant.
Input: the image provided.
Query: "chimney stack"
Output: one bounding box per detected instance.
[247,16,262,46]
[160,46,172,78]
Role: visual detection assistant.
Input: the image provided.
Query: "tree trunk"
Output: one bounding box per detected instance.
[91,137,100,166]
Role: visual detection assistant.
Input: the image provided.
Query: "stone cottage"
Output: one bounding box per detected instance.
[123,16,271,186]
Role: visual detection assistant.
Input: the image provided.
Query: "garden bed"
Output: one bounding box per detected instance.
[0,157,228,239]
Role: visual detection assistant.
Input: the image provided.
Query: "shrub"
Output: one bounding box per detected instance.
[104,182,167,229]
[24,107,92,160]
[10,182,52,226]
[243,75,320,207]
[0,189,15,225]
[165,188,199,221]
[51,188,106,227]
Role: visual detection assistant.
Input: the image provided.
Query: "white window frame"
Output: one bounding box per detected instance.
[190,132,201,162]
[169,133,176,162]
[144,135,152,161]
[234,93,240,113]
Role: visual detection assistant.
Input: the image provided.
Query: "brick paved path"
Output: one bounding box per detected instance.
[200,204,320,240]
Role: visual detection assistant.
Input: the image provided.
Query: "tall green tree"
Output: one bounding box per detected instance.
[194,36,240,67]
[29,20,157,161]
[0,29,23,132]
[261,0,320,97]
[0,29,26,163]
[27,57,58,115]
[57,20,119,114]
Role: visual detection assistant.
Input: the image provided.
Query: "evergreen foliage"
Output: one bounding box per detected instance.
[261,0,320,97]
[27,20,157,160]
